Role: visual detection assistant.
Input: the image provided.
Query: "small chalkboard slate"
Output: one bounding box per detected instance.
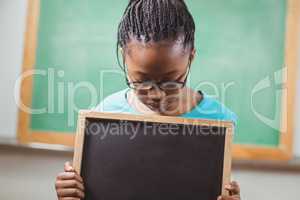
[73,111,233,200]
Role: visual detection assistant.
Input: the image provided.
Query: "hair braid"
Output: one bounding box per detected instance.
[116,0,195,70]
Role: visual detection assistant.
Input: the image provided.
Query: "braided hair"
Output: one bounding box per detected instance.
[116,0,195,71]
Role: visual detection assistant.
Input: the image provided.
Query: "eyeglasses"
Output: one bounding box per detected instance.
[125,59,191,92]
[127,80,187,91]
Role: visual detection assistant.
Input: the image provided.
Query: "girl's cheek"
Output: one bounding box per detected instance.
[135,90,149,102]
[164,89,181,96]
[135,91,149,103]
[135,89,181,103]
[161,95,180,107]
[136,90,148,96]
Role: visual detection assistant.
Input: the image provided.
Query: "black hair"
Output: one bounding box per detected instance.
[116,0,195,71]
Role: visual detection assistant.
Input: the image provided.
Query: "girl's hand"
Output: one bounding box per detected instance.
[55,162,85,200]
[217,181,241,200]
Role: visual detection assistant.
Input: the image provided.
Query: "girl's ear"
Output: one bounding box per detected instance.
[120,47,126,62]
[120,47,124,55]
[190,48,196,62]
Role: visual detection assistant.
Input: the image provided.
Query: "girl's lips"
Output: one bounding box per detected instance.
[147,103,160,109]
[146,102,162,109]
[147,102,172,111]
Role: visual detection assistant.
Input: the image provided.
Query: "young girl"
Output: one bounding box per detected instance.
[55,0,241,199]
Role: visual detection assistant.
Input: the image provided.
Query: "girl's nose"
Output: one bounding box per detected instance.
[147,86,166,101]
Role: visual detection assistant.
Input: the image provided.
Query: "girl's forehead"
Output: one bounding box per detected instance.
[129,34,189,48]
[124,40,191,78]
[125,38,190,60]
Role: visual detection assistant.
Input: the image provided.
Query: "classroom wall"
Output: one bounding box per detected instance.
[0,0,27,139]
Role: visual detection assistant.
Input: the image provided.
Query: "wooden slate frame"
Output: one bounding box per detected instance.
[73,110,234,196]
[17,0,299,160]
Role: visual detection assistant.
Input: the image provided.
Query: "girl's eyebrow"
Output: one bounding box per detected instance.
[162,73,185,82]
[138,71,183,82]
[129,72,150,82]
[135,69,177,77]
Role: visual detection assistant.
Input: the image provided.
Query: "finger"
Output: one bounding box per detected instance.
[57,172,83,183]
[55,179,85,191]
[230,181,240,189]
[57,188,85,199]
[64,162,75,172]
[225,181,240,195]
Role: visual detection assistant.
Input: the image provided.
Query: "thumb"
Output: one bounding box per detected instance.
[64,161,74,172]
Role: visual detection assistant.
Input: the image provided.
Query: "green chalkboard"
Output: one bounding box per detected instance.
[30,0,288,148]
